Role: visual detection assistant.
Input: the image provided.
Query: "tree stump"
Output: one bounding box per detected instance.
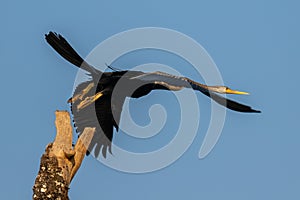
[33,111,95,200]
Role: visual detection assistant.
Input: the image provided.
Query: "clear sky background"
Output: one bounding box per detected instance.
[1,0,299,199]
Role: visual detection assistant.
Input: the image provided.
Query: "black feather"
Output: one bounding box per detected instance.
[45,31,261,158]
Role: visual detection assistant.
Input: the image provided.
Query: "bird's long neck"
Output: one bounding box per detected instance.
[184,78,224,94]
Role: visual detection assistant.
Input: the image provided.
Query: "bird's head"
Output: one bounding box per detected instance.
[209,86,249,95]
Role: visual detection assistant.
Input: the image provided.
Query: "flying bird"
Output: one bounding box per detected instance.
[45,32,260,158]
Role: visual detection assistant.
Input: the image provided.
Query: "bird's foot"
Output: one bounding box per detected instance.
[68,82,95,104]
[76,91,103,111]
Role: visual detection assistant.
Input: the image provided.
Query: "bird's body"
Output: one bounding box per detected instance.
[45,32,260,158]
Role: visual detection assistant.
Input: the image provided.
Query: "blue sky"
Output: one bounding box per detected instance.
[1,0,300,199]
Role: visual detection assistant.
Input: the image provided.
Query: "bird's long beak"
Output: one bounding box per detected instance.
[226,88,249,95]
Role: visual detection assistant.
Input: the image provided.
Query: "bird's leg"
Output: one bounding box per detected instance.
[77,91,104,111]
[68,82,95,104]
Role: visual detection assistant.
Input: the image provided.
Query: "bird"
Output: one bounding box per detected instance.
[45,31,261,158]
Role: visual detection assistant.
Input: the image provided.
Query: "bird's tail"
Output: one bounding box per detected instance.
[45,32,100,75]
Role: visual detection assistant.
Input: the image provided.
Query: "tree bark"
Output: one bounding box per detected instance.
[33,111,95,200]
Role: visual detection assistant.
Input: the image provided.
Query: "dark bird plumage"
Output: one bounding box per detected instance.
[45,32,261,158]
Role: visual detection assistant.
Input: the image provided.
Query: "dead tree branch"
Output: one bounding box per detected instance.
[33,110,95,200]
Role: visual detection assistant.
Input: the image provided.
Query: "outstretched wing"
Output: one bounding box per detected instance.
[131,71,261,113]
[199,90,260,113]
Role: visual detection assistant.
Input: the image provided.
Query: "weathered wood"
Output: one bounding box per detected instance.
[33,110,95,200]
